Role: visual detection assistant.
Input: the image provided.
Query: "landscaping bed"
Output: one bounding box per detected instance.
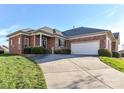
[0,54,47,89]
[100,57,124,73]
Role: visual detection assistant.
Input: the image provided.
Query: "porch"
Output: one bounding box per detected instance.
[29,33,55,52]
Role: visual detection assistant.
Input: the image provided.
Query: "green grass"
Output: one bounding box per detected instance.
[100,57,124,73]
[0,55,47,89]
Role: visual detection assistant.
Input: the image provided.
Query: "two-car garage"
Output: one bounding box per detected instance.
[71,40,100,55]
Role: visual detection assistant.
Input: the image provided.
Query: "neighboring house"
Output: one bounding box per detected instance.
[0,46,3,51]
[0,45,9,53]
[7,26,120,55]
[119,50,124,53]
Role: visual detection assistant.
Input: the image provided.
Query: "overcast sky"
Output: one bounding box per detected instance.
[0,4,124,50]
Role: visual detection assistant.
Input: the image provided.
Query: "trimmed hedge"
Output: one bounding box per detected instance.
[24,47,31,54]
[112,52,121,58]
[54,48,71,54]
[31,47,48,54]
[98,48,112,57]
[121,52,124,57]
[23,47,49,54]
[0,50,4,54]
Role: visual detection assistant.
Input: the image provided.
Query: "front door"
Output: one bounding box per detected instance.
[42,36,47,48]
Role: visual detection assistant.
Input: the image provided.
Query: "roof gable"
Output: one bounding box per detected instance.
[113,32,119,39]
[7,28,34,37]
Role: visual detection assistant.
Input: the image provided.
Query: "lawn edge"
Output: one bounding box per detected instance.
[22,55,48,89]
[0,54,47,89]
[99,56,124,73]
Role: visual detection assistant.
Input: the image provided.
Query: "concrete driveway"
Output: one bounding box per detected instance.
[31,54,124,89]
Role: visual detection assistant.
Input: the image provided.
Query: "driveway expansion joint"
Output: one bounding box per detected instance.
[44,70,81,75]
[69,59,113,89]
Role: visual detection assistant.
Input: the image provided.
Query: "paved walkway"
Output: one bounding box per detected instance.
[32,54,124,89]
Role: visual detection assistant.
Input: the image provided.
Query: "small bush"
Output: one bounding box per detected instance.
[112,52,121,58]
[0,50,4,54]
[98,48,112,57]
[0,53,18,56]
[31,47,48,54]
[23,47,31,54]
[54,48,71,54]
[121,52,124,57]
[23,47,49,54]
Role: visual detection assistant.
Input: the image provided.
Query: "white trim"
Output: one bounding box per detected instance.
[71,40,100,44]
[8,32,29,38]
[35,31,53,37]
[68,32,106,40]
[54,35,66,39]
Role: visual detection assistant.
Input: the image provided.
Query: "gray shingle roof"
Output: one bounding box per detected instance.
[62,27,110,37]
[113,32,119,39]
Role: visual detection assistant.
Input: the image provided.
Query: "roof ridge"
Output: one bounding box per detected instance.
[63,26,110,32]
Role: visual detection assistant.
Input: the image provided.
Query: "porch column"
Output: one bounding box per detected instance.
[40,34,42,46]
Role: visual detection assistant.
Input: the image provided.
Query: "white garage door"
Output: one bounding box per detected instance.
[71,40,100,55]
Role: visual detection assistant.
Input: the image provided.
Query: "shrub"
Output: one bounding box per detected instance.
[112,52,121,58]
[0,50,4,54]
[54,48,71,54]
[98,48,112,57]
[121,52,124,57]
[24,47,49,54]
[31,47,48,54]
[0,53,18,56]
[23,47,31,54]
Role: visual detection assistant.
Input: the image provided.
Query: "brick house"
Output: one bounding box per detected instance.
[7,26,120,55]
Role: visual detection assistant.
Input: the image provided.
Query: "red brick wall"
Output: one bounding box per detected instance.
[9,34,30,54]
[68,35,106,49]
[47,37,55,51]
[111,42,116,51]
[29,35,40,47]
[29,36,34,47]
[9,34,107,54]
[29,35,56,51]
[9,34,22,54]
[65,40,71,49]
[21,35,29,53]
[35,35,40,46]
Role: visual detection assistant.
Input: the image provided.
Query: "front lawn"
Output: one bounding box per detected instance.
[0,55,47,89]
[100,57,124,73]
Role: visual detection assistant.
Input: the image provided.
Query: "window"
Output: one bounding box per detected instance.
[10,39,13,46]
[24,38,29,48]
[42,36,47,48]
[58,39,65,47]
